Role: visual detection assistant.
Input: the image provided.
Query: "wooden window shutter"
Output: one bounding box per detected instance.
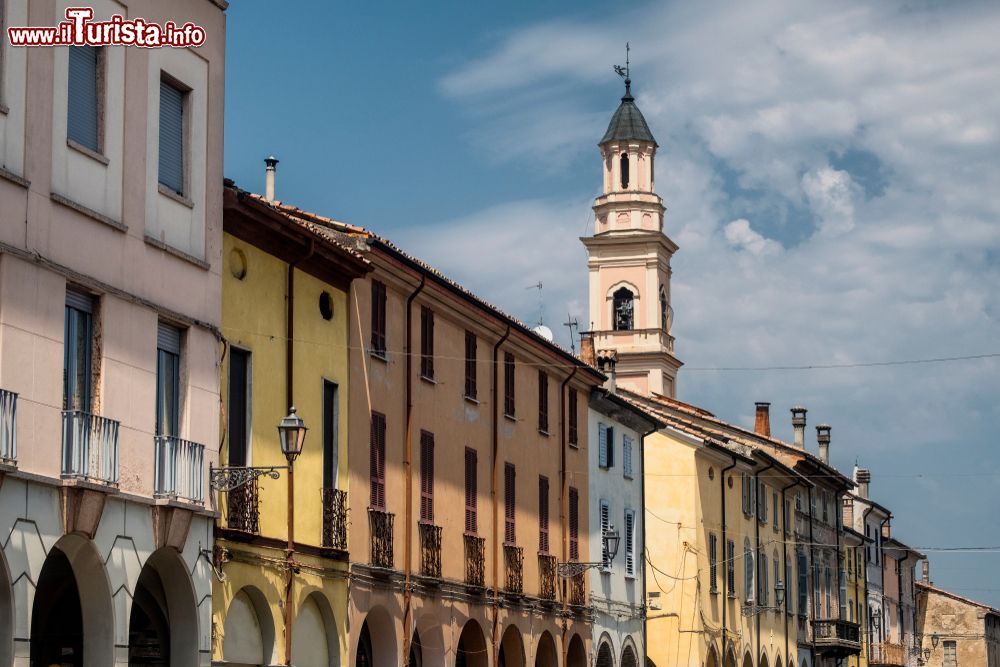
[504,463,516,544]
[569,486,579,561]
[464,448,477,533]
[369,411,386,509]
[625,509,636,576]
[568,389,578,446]
[464,331,477,399]
[727,540,736,593]
[598,423,608,467]
[537,370,548,432]
[606,426,615,468]
[504,353,515,416]
[420,306,434,379]
[623,435,633,477]
[419,431,434,522]
[709,533,717,590]
[600,500,611,569]
[538,476,549,553]
[370,281,387,355]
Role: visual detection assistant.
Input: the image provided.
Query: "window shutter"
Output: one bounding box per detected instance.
[369,412,386,509]
[464,448,477,533]
[745,541,754,603]
[606,427,615,467]
[773,491,779,529]
[420,307,434,379]
[569,487,579,561]
[537,370,548,432]
[785,499,792,535]
[600,500,610,569]
[709,533,717,591]
[464,331,477,398]
[624,509,635,576]
[623,435,633,477]
[370,281,386,355]
[727,540,735,593]
[419,431,434,522]
[504,353,515,416]
[598,423,608,467]
[68,46,100,151]
[157,323,182,354]
[158,79,185,195]
[504,463,516,544]
[538,476,549,553]
[750,476,757,517]
[568,390,578,445]
[760,553,768,605]
[759,482,767,524]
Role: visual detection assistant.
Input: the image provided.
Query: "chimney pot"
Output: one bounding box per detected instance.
[856,467,871,499]
[816,424,831,464]
[754,402,771,438]
[922,560,930,584]
[264,155,279,202]
[791,405,807,448]
[580,333,596,367]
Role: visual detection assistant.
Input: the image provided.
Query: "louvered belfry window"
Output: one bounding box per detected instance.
[158,77,185,195]
[569,486,579,561]
[503,353,515,416]
[370,280,387,356]
[464,448,477,533]
[68,46,101,152]
[420,306,434,380]
[369,411,386,509]
[419,430,434,523]
[504,462,516,544]
[464,331,477,399]
[537,370,548,432]
[538,476,549,553]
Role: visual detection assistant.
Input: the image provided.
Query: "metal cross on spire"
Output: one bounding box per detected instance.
[613,42,631,96]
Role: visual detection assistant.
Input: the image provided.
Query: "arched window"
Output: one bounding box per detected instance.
[659,287,669,332]
[744,539,754,603]
[613,287,634,331]
[620,153,630,189]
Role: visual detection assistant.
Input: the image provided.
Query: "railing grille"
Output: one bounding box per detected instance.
[570,571,587,606]
[538,554,557,600]
[154,435,205,503]
[321,488,348,551]
[0,389,16,465]
[504,545,523,594]
[61,410,119,484]
[369,508,394,568]
[419,523,442,578]
[464,534,485,588]
[227,477,260,534]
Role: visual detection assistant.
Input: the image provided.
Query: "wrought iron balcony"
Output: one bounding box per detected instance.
[538,554,557,601]
[464,534,486,588]
[0,388,16,466]
[321,488,348,551]
[813,619,862,658]
[226,476,260,534]
[503,545,524,594]
[868,642,906,666]
[419,522,442,578]
[61,410,119,485]
[569,571,587,607]
[368,508,394,569]
[154,435,205,503]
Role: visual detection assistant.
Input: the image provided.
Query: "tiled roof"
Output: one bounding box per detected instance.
[917,581,1000,615]
[600,83,657,145]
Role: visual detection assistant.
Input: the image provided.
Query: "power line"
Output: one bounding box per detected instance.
[685,352,1000,372]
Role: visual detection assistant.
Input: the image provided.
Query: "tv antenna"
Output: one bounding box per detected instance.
[563,314,580,353]
[526,282,543,326]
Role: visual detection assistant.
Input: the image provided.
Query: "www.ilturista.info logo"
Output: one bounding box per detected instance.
[6,7,206,47]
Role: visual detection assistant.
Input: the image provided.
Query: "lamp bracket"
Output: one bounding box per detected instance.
[741,602,783,617]
[557,562,606,578]
[209,465,286,492]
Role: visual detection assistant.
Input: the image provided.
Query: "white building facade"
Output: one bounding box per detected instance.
[588,385,660,667]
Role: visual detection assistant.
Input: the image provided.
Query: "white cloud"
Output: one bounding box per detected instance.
[724,219,783,256]
[801,167,856,236]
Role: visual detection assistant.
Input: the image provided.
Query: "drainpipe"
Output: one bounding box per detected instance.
[862,504,875,654]
[781,480,801,667]
[283,238,313,665]
[558,365,578,667]
[401,275,426,666]
[638,420,658,665]
[754,461,775,665]
[720,453,738,658]
[879,515,891,645]
[491,325,511,667]
[807,485,817,667]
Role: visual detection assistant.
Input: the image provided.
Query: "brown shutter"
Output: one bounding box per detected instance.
[369,411,386,509]
[538,476,549,553]
[504,462,516,544]
[464,447,477,533]
[504,353,515,416]
[464,331,477,399]
[569,486,579,561]
[370,281,386,355]
[420,430,434,522]
[538,370,548,432]
[568,389,578,446]
[420,306,434,379]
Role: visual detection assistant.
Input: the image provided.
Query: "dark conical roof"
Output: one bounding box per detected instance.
[600,79,657,146]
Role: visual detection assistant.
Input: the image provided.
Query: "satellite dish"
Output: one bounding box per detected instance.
[532,325,554,342]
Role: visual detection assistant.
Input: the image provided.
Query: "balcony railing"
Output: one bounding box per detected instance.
[321,488,348,551]
[464,534,486,588]
[153,435,205,503]
[538,554,557,600]
[419,522,442,578]
[868,642,906,666]
[368,508,394,569]
[504,545,524,594]
[0,389,16,466]
[61,410,119,485]
[570,571,587,606]
[226,476,260,534]
[813,619,862,658]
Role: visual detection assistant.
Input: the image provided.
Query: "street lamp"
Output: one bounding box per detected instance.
[604,525,621,562]
[558,524,623,577]
[278,407,307,666]
[931,633,939,649]
[774,579,786,607]
[742,579,786,616]
[873,608,882,630]
[278,407,307,462]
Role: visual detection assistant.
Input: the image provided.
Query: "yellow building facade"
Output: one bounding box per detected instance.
[211,185,370,666]
[841,527,870,667]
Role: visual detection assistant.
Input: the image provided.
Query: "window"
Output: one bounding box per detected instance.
[67,46,102,152]
[599,499,611,571]
[709,533,718,592]
[419,431,434,523]
[503,353,515,417]
[866,523,872,563]
[537,370,548,432]
[598,423,615,468]
[758,481,768,524]
[370,280,387,357]
[464,331,477,399]
[419,306,434,380]
[623,434,634,478]
[727,540,736,595]
[538,476,549,553]
[464,448,477,533]
[158,77,186,195]
[569,487,579,561]
[156,323,181,437]
[227,348,250,467]
[943,639,957,666]
[64,290,94,413]
[620,152,629,189]
[744,539,755,603]
[785,499,792,536]
[504,462,516,544]
[839,560,847,619]
[322,381,339,489]
[624,509,636,577]
[741,473,756,517]
[613,287,634,331]
[825,566,832,618]
[773,491,779,529]
[797,548,808,614]
[814,562,822,617]
[369,411,386,509]
[821,489,829,524]
[760,552,769,605]
[659,286,668,331]
[568,389,578,446]
[773,553,780,604]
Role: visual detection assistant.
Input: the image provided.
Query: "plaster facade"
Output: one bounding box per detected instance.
[916,582,1000,667]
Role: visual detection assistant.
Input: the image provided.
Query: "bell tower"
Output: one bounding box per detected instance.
[581,68,682,398]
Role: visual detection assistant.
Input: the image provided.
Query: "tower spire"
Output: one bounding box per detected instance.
[614,42,633,99]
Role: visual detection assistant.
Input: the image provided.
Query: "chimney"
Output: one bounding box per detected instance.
[790,405,807,448]
[580,333,596,366]
[922,560,930,584]
[264,155,279,201]
[597,350,618,394]
[754,402,771,438]
[856,467,871,499]
[816,424,831,464]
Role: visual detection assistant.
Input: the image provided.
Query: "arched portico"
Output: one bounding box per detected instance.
[291,591,338,667]
[706,644,719,667]
[742,651,754,667]
[597,639,614,667]
[356,605,397,667]
[223,585,276,665]
[499,624,525,667]
[566,634,586,667]
[0,548,12,667]
[456,618,488,667]
[535,630,557,667]
[759,653,769,667]
[128,547,199,666]
[414,613,445,667]
[621,643,638,667]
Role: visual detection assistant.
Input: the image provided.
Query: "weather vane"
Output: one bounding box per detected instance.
[613,42,630,80]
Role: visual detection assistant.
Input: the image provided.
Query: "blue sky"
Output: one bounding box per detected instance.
[225,0,1000,607]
